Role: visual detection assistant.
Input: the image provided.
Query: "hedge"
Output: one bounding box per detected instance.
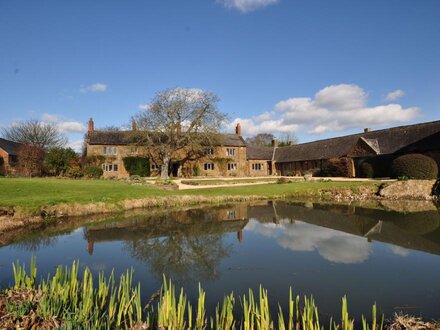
[391,153,438,179]
[122,157,150,177]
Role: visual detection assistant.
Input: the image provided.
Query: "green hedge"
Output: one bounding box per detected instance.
[391,153,438,179]
[83,166,103,179]
[123,157,150,177]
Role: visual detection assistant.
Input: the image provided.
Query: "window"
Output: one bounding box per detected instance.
[204,148,214,155]
[102,163,119,172]
[204,163,215,171]
[103,146,117,155]
[151,164,160,171]
[252,163,264,171]
[227,210,237,219]
[226,148,236,156]
[130,147,138,154]
[227,163,237,171]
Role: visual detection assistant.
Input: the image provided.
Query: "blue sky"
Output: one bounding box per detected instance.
[1,0,439,149]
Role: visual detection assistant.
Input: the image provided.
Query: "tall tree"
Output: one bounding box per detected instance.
[245,133,275,147]
[2,120,67,148]
[133,88,227,179]
[278,132,299,147]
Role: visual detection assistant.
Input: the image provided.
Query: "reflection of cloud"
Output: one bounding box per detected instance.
[246,219,371,264]
[390,245,410,257]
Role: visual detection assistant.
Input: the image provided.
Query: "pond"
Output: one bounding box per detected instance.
[1,201,440,322]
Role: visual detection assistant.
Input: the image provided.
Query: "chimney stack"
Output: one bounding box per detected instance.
[132,119,137,131]
[235,123,241,135]
[364,128,371,133]
[271,138,278,148]
[88,118,94,134]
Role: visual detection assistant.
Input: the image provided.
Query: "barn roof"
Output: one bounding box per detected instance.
[246,146,275,160]
[275,120,440,162]
[0,138,22,155]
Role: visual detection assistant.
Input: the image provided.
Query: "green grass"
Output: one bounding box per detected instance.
[0,177,379,210]
[181,178,278,185]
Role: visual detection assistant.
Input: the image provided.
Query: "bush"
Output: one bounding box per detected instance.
[83,166,103,179]
[359,161,374,178]
[122,157,150,177]
[391,154,438,179]
[320,158,353,177]
[17,144,45,177]
[45,147,77,176]
[66,166,83,179]
[192,165,201,177]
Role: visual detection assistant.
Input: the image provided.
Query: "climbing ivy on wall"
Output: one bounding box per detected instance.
[122,157,151,177]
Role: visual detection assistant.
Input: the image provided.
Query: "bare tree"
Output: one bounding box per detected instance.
[278,132,299,147]
[133,88,227,179]
[245,133,275,147]
[2,120,67,149]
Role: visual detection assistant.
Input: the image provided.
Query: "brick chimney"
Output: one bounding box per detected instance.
[132,119,137,131]
[364,128,371,133]
[88,118,94,135]
[271,138,278,148]
[235,123,241,135]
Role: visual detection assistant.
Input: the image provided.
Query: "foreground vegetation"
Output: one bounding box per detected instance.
[0,177,378,211]
[2,259,437,330]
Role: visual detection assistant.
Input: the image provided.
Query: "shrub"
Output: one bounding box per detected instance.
[359,161,374,178]
[391,154,438,179]
[321,158,353,177]
[66,166,83,179]
[193,165,201,177]
[17,144,45,177]
[123,157,150,177]
[83,166,103,179]
[44,147,77,176]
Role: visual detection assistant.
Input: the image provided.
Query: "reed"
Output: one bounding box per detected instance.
[3,259,391,330]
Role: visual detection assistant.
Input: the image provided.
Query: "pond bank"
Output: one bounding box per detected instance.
[0,179,438,234]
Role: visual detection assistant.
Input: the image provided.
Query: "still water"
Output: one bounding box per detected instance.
[1,201,440,320]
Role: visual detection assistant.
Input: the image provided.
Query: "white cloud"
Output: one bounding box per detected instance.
[80,83,107,93]
[219,0,278,12]
[246,219,371,264]
[385,89,405,101]
[67,139,84,152]
[229,84,419,137]
[40,113,87,134]
[138,103,150,110]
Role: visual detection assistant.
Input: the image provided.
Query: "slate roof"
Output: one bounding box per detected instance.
[275,120,440,163]
[0,138,22,155]
[246,146,275,160]
[88,131,247,147]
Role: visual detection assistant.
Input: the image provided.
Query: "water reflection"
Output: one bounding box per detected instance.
[84,206,248,283]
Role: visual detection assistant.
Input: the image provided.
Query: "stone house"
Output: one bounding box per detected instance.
[86,119,277,178]
[86,118,440,179]
[0,138,21,175]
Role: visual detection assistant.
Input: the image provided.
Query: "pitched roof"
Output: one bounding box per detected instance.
[275,120,440,162]
[0,138,22,155]
[246,146,275,160]
[87,131,247,147]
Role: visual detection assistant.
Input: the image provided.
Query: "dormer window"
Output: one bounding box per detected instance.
[226,148,236,156]
[103,146,117,155]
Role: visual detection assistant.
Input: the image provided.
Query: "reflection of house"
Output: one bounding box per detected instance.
[84,204,248,255]
[256,202,440,256]
[0,138,21,175]
[86,118,440,178]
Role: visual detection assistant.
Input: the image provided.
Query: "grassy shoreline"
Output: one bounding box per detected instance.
[0,177,380,232]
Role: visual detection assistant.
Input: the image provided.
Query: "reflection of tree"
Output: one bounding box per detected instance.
[124,224,232,284]
[14,236,59,252]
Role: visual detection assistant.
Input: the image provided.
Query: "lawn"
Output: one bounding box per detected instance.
[0,177,379,211]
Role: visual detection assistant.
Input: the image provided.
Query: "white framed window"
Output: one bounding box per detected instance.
[103,146,117,155]
[227,210,237,219]
[204,163,215,171]
[205,148,214,155]
[227,163,237,171]
[102,163,119,172]
[252,163,264,171]
[226,148,236,156]
[151,164,160,171]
